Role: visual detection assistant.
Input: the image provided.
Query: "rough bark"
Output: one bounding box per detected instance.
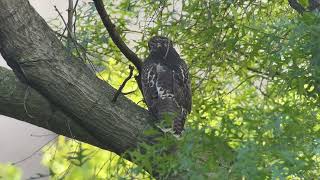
[288,0,320,14]
[0,66,103,148]
[288,0,306,14]
[0,0,156,155]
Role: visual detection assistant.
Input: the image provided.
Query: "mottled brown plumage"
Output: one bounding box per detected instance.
[141,36,191,135]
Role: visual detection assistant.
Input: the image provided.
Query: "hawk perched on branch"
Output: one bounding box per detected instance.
[141,36,192,135]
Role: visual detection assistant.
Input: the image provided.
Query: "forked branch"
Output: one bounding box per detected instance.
[112,65,135,102]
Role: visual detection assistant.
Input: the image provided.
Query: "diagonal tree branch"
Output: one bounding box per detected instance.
[93,0,143,73]
[308,0,320,11]
[288,0,320,14]
[288,0,306,14]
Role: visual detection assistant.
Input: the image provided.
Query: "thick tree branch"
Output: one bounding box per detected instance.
[288,0,320,13]
[308,0,320,11]
[288,0,306,14]
[0,0,156,155]
[0,66,104,149]
[93,0,143,73]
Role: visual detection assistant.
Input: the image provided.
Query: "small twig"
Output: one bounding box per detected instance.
[73,0,80,34]
[26,173,51,180]
[54,6,72,45]
[55,28,109,83]
[136,99,145,105]
[12,135,58,165]
[65,118,75,139]
[112,65,134,103]
[55,31,68,39]
[57,0,79,42]
[59,27,67,41]
[225,75,256,95]
[67,0,74,58]
[54,6,83,61]
[24,86,34,118]
[30,133,56,137]
[122,90,136,95]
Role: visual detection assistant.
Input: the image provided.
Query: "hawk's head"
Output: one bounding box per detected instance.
[148,36,173,57]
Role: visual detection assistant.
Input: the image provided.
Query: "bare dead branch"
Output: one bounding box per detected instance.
[12,135,58,165]
[122,90,136,95]
[67,0,74,58]
[73,0,80,32]
[54,5,83,61]
[112,65,135,103]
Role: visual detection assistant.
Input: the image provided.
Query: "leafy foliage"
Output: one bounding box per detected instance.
[41,137,149,179]
[10,0,320,179]
[0,163,21,180]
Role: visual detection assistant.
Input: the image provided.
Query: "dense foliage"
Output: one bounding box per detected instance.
[2,0,320,179]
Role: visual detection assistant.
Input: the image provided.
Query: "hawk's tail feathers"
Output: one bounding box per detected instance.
[172,108,187,135]
[155,99,187,135]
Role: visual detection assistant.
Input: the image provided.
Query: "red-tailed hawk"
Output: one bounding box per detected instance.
[141,36,192,135]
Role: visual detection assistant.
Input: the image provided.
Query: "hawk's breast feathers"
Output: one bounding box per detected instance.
[141,36,191,135]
